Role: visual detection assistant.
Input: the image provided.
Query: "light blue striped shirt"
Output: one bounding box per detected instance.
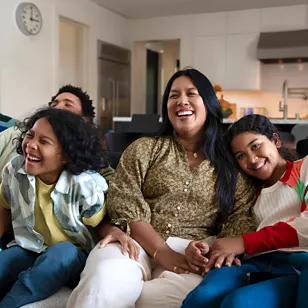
[1,155,108,253]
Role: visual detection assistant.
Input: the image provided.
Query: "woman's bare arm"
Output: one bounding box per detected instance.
[131,221,190,274]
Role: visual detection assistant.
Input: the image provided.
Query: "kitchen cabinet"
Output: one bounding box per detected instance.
[193,36,226,86]
[193,33,260,90]
[225,33,260,90]
[227,9,260,34]
[260,5,306,32]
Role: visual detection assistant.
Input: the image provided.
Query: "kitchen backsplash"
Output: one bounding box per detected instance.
[221,62,308,119]
[261,62,308,93]
[221,90,308,119]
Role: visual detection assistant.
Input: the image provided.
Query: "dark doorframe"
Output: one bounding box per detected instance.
[146,49,159,114]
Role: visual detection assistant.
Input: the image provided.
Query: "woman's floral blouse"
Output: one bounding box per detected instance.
[107,136,256,240]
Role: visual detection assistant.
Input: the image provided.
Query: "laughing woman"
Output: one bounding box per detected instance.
[67,68,256,308]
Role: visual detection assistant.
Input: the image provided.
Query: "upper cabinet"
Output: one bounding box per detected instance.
[193,36,226,87]
[227,9,260,34]
[191,6,307,91]
[193,33,260,90]
[260,5,306,32]
[225,33,260,90]
[193,10,261,90]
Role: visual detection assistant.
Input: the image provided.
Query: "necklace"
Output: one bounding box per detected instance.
[193,152,198,159]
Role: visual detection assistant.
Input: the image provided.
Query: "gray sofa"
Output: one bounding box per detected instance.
[22,288,71,308]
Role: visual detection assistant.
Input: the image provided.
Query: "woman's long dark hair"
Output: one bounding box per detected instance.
[160,68,238,228]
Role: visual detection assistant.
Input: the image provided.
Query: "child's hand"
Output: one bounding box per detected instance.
[204,236,244,273]
[99,226,140,261]
[185,240,209,273]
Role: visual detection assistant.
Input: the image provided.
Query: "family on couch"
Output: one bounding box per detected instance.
[0,68,307,308]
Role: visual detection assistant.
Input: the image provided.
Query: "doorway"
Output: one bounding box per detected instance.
[132,40,180,116]
[58,17,88,88]
[146,49,159,114]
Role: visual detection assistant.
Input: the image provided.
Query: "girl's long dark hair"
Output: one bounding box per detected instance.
[160,68,238,228]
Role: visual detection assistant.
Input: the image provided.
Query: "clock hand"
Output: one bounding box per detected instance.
[30,18,40,22]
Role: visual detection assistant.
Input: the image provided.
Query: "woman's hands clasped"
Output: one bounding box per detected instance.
[155,237,244,276]
[99,225,140,261]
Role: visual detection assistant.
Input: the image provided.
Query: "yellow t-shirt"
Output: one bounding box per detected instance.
[34,177,72,246]
[0,177,106,246]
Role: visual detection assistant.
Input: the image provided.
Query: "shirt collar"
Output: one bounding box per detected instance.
[16,155,69,194]
[279,160,293,184]
[54,170,70,194]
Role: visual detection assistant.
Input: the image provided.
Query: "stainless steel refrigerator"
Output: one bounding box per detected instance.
[97,41,131,131]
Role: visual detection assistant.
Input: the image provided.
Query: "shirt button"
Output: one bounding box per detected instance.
[184,188,188,192]
[167,223,172,228]
[174,213,178,217]
[185,181,189,185]
[166,230,170,234]
[177,206,181,210]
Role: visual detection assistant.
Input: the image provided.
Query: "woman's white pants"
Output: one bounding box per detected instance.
[66,237,215,308]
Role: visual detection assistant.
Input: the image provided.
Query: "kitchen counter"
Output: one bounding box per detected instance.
[113,117,135,122]
[112,116,308,136]
[114,117,308,125]
[223,118,308,124]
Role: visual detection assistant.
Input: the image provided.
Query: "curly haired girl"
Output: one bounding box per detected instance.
[0,108,109,307]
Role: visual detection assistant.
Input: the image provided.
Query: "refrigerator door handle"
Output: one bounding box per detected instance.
[99,97,106,127]
[116,81,120,117]
[100,97,106,111]
[108,78,116,115]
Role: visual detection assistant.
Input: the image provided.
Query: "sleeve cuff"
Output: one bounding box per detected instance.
[242,222,299,254]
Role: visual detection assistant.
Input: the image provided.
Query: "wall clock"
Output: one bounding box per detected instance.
[15,2,42,36]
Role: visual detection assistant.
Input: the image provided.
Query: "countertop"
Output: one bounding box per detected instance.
[113,117,308,125]
[223,118,308,124]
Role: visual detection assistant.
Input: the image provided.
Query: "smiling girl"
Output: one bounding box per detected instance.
[0,108,109,307]
[182,114,308,308]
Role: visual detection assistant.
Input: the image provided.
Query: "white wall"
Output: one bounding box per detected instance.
[131,41,147,114]
[161,40,180,88]
[0,0,130,120]
[130,4,308,112]
[2,2,308,119]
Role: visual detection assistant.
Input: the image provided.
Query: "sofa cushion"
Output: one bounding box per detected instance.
[21,287,71,308]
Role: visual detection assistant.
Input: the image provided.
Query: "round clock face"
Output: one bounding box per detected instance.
[15,2,42,36]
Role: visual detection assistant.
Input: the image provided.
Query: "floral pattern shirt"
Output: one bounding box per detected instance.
[107,136,256,240]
